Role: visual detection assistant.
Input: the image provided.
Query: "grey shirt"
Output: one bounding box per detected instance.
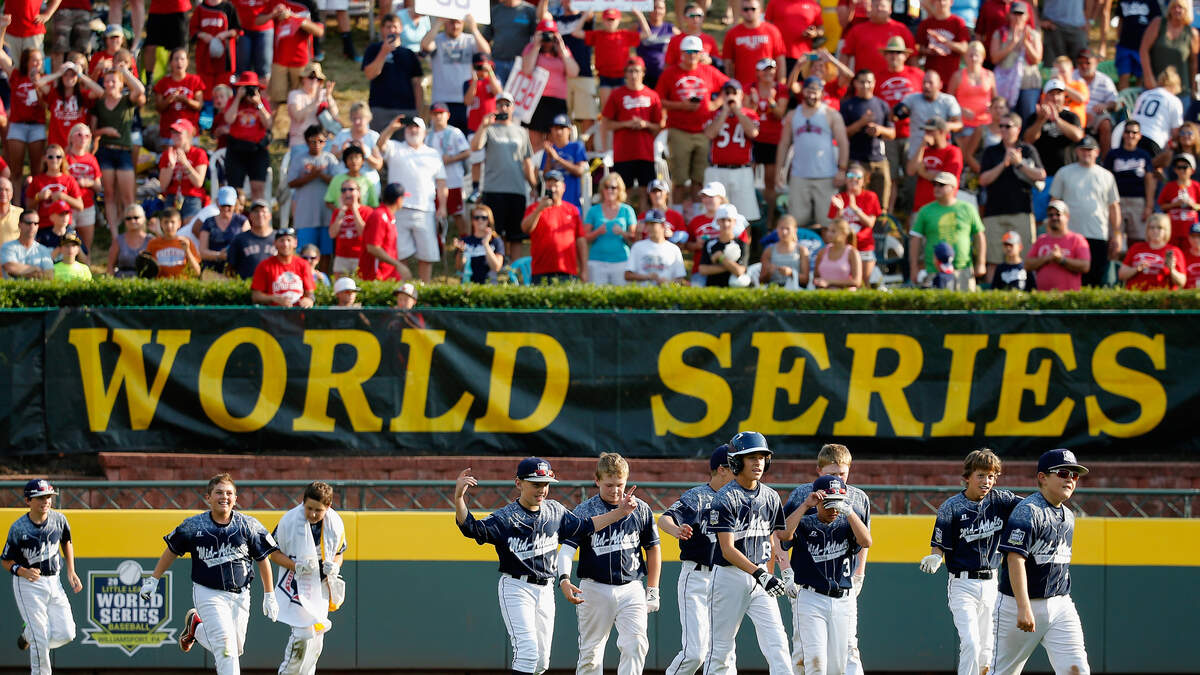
[481,123,533,196]
[485,3,538,62]
[902,92,963,158]
[286,150,340,230]
[430,32,480,105]
[1049,162,1120,240]
[1043,0,1086,28]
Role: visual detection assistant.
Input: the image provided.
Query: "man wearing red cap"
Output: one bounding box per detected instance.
[721,0,785,86]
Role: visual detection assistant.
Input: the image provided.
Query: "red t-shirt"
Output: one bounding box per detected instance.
[721,22,786,86]
[656,63,729,133]
[359,207,400,280]
[5,0,45,37]
[151,0,193,14]
[27,174,83,229]
[234,0,273,31]
[46,89,91,149]
[841,19,916,84]
[912,144,964,212]
[332,204,373,259]
[875,65,924,138]
[765,0,824,59]
[585,30,642,79]
[601,85,663,163]
[1156,180,1200,247]
[828,189,882,252]
[154,74,206,135]
[9,72,45,124]
[664,32,721,69]
[269,0,315,68]
[190,4,237,72]
[467,79,497,133]
[1122,242,1186,290]
[822,79,848,111]
[225,99,271,143]
[708,107,759,166]
[251,255,315,303]
[748,83,788,144]
[1183,247,1200,288]
[66,153,102,209]
[526,202,586,276]
[1031,231,1090,291]
[976,0,1037,50]
[159,146,211,201]
[916,16,969,86]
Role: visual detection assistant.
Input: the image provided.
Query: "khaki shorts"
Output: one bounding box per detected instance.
[704,166,759,221]
[982,212,1036,265]
[788,175,836,229]
[666,128,708,189]
[3,34,44,59]
[567,77,599,121]
[332,256,359,276]
[269,64,304,105]
[1119,196,1148,241]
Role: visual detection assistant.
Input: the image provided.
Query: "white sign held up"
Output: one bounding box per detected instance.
[414,0,490,24]
[505,56,550,125]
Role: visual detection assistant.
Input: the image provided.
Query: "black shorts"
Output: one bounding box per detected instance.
[613,160,656,188]
[483,191,529,242]
[525,96,569,133]
[145,12,189,50]
[752,141,777,165]
[598,75,624,88]
[225,140,270,185]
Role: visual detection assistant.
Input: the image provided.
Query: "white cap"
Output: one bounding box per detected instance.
[680,35,704,52]
[700,181,726,198]
[715,203,738,220]
[333,277,360,293]
[407,116,426,130]
[1043,78,1066,93]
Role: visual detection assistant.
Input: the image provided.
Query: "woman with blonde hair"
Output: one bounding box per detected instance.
[107,204,153,278]
[949,41,996,137]
[813,217,862,290]
[454,203,506,284]
[1139,0,1198,97]
[585,172,638,285]
[759,215,808,288]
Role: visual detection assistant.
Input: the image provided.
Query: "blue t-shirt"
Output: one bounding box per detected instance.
[565,495,659,585]
[2,511,71,575]
[542,140,589,211]
[841,96,892,162]
[458,499,594,580]
[931,489,1023,573]
[164,511,279,592]
[709,481,785,567]
[998,492,1075,599]
[1103,146,1154,198]
[225,230,275,280]
[362,42,423,110]
[788,512,861,594]
[585,202,637,263]
[661,484,722,566]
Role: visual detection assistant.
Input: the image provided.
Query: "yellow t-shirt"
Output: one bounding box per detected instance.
[0,205,22,246]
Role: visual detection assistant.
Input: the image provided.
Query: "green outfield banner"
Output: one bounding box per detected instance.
[4,307,1199,456]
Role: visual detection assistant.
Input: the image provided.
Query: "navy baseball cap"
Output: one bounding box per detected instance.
[709,444,730,470]
[382,182,411,203]
[721,79,742,92]
[644,209,667,223]
[544,169,565,182]
[1190,222,1200,235]
[803,76,824,90]
[934,241,954,263]
[24,479,57,499]
[1037,449,1089,476]
[813,475,849,500]
[517,457,558,483]
[550,113,572,128]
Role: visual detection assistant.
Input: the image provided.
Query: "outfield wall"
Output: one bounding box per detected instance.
[0,510,1195,672]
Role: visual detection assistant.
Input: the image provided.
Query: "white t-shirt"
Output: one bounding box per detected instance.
[429,32,479,105]
[425,125,471,190]
[1130,87,1183,150]
[626,238,686,285]
[380,140,448,212]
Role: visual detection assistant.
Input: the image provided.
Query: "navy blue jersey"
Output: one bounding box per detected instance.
[458,499,594,580]
[1,512,71,575]
[998,492,1075,599]
[931,489,1023,573]
[661,484,721,566]
[165,511,279,592]
[566,495,659,585]
[788,513,861,593]
[709,481,785,567]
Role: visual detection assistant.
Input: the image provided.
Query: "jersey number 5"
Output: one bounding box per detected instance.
[716,123,746,148]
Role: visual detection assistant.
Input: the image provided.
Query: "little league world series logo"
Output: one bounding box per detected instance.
[82,561,176,655]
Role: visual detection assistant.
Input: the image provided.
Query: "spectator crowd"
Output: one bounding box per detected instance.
[2,0,1200,302]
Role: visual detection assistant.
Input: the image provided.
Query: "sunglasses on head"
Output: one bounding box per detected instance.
[1047,469,1080,480]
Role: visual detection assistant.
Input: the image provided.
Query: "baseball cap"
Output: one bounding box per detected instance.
[393,282,418,299]
[382,182,411,203]
[602,8,621,19]
[1076,47,1097,60]
[536,17,558,32]
[627,56,646,69]
[104,23,123,37]
[1037,448,1089,476]
[680,35,704,52]
[497,91,515,103]
[405,116,426,130]
[1002,230,1022,245]
[923,116,948,132]
[1047,199,1069,214]
[169,118,196,135]
[721,79,742,92]
[709,444,730,471]
[648,178,669,192]
[932,171,958,186]
[715,203,738,220]
[550,113,572,128]
[472,52,493,66]
[544,169,565,182]
[812,474,849,501]
[217,186,238,207]
[47,200,72,216]
[301,62,326,80]
[1043,78,1066,93]
[276,226,297,239]
[802,75,824,90]
[934,241,955,263]
[333,277,359,293]
[60,232,83,246]
[699,181,726,198]
[756,57,777,71]
[251,198,271,210]
[1077,135,1099,150]
[644,209,667,223]
[430,101,450,113]
[1010,1,1028,12]
[23,479,57,499]
[1175,152,1196,169]
[516,457,558,483]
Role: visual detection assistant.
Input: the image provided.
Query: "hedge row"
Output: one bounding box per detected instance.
[1,279,1199,310]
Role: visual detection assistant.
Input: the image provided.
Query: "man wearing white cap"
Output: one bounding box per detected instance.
[656,34,729,209]
[377,115,448,283]
[909,171,985,290]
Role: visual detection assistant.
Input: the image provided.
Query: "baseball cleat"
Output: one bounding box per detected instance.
[179,608,201,653]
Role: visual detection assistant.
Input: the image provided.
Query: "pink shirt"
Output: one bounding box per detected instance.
[536,52,568,100]
[1032,231,1091,291]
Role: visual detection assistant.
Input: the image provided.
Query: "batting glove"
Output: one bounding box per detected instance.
[295,559,318,576]
[827,500,852,517]
[263,591,279,621]
[919,554,943,574]
[752,568,786,597]
[322,561,340,578]
[139,576,159,600]
[645,586,660,613]
[780,568,800,598]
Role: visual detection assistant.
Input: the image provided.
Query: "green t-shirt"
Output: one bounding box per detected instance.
[92,97,137,149]
[54,261,93,281]
[911,200,984,274]
[324,174,379,208]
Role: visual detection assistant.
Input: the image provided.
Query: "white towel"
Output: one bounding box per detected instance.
[274,504,346,633]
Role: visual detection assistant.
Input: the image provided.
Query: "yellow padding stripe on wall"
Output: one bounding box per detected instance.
[4,509,1195,566]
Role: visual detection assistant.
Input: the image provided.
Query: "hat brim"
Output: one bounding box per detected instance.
[1045,463,1089,476]
[27,489,57,498]
[520,476,558,483]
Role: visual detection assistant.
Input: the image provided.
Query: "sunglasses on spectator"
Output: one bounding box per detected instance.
[472,214,489,220]
[686,11,703,17]
[302,255,319,261]
[997,123,1014,129]
[125,215,144,220]
[46,155,63,160]
[496,101,513,107]
[845,172,863,179]
[742,5,759,11]
[342,186,359,192]
[1176,164,1192,170]
[603,184,619,190]
[1046,469,1080,480]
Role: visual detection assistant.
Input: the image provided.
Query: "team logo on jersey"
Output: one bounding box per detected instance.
[82,561,175,656]
[1007,530,1025,545]
[961,516,1004,543]
[509,532,559,561]
[806,538,849,563]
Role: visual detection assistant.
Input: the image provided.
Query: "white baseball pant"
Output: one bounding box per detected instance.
[846,581,863,675]
[991,593,1090,675]
[791,588,853,675]
[13,574,76,675]
[704,565,792,675]
[497,574,555,674]
[277,625,325,675]
[576,578,648,675]
[192,583,251,675]
[947,576,999,675]
[665,562,719,675]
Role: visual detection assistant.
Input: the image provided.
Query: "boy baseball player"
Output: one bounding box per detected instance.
[921,449,1022,675]
[658,445,735,675]
[781,474,873,675]
[992,449,1091,675]
[705,431,794,675]
[557,453,661,675]
[139,473,297,675]
[454,458,639,675]
[273,481,348,675]
[1,479,82,675]
[779,443,871,675]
